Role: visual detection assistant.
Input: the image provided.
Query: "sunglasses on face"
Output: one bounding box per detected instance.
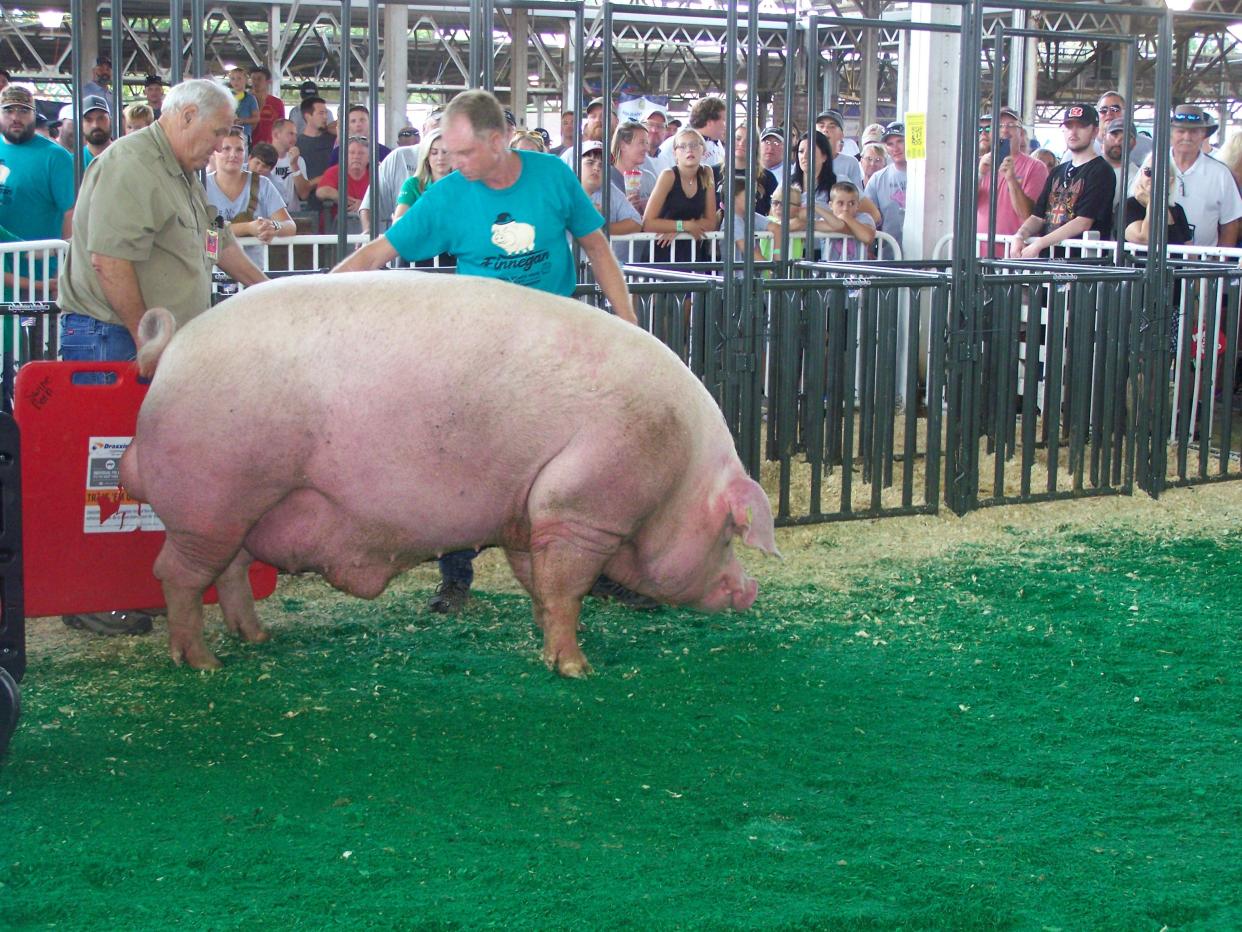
[1098,105,1123,114]
[348,135,369,143]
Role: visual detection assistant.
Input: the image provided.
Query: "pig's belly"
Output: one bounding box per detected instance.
[240,487,513,599]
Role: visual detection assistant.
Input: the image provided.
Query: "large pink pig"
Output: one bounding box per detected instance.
[121,271,779,676]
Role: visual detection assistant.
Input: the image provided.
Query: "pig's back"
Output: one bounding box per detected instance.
[139,271,729,546]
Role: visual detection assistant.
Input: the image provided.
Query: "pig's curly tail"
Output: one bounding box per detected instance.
[136,306,176,378]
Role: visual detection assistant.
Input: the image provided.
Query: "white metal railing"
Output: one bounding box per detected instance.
[933,233,1242,446]
[0,238,69,365]
[605,229,902,265]
[0,238,68,302]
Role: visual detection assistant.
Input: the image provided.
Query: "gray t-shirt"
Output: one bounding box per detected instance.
[834,153,864,189]
[590,183,644,263]
[270,153,308,212]
[862,164,907,252]
[205,171,288,265]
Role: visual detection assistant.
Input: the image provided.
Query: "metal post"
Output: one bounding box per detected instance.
[110,0,123,139]
[600,2,612,236]
[169,0,183,84]
[337,0,351,259]
[189,0,204,77]
[70,0,84,186]
[367,0,379,240]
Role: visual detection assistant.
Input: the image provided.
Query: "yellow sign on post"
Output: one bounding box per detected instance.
[906,112,927,160]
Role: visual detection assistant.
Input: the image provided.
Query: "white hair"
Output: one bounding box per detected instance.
[162,78,235,119]
[1131,154,1178,206]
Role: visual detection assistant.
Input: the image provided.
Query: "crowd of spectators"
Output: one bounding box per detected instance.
[4,63,1242,297]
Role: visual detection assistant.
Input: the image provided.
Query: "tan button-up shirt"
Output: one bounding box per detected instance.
[60,121,236,329]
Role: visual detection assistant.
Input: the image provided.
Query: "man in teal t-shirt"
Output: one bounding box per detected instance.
[336,89,635,318]
[0,84,75,297]
[334,88,646,617]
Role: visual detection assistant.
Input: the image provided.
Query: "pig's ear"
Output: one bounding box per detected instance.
[726,477,782,558]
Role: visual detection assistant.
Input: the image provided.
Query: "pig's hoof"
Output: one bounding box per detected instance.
[233,620,270,644]
[543,646,593,679]
[170,639,222,671]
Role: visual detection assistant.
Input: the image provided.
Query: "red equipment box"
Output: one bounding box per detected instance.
[14,361,277,617]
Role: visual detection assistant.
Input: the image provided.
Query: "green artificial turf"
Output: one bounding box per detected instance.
[2,529,1240,930]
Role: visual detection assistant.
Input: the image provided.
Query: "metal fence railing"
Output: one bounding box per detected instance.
[762,263,952,524]
[4,229,1238,522]
[952,261,1146,512]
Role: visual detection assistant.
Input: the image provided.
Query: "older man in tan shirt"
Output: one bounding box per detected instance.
[59,77,268,636]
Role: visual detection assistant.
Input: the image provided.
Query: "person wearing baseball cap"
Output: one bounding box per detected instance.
[976,108,1049,257]
[82,55,114,115]
[1009,103,1115,258]
[1170,104,1242,247]
[143,74,167,118]
[0,84,75,245]
[1102,118,1137,209]
[578,138,642,256]
[863,122,908,249]
[813,106,867,196]
[643,106,669,157]
[80,94,113,167]
[759,126,787,175]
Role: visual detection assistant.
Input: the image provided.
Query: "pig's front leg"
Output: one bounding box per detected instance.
[528,540,601,678]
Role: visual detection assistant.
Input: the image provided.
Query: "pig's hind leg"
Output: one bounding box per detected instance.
[215,548,269,644]
[155,532,252,670]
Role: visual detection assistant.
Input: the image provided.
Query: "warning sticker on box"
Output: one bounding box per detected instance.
[84,436,165,534]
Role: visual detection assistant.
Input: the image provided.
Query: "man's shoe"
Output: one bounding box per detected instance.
[589,576,661,611]
[62,610,156,636]
[428,580,470,615]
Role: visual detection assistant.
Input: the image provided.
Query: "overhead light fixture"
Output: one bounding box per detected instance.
[1165,0,1194,10]
[1228,21,1242,41]
[37,10,63,28]
[528,74,540,84]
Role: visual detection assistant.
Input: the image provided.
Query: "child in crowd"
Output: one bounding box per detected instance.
[727,177,773,263]
[764,185,804,260]
[821,181,876,260]
[123,103,153,133]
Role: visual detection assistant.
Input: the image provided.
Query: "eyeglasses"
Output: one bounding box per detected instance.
[998,122,1021,131]
[230,124,245,133]
[1098,105,1123,114]
[977,126,991,134]
[675,141,704,151]
[398,130,416,138]
[1172,113,1208,125]
[348,135,369,144]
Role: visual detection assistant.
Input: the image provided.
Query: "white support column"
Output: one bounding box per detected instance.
[511,9,529,127]
[384,2,410,143]
[860,23,879,130]
[269,5,282,96]
[79,10,100,93]
[1006,10,1026,113]
[900,4,961,262]
[901,4,963,399]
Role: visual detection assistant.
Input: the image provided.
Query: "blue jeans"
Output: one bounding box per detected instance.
[60,314,136,383]
[439,549,477,587]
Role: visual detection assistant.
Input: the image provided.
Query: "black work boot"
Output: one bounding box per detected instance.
[589,576,661,611]
[62,610,156,636]
[428,580,471,615]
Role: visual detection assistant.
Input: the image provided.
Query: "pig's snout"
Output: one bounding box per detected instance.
[697,569,758,612]
[732,575,758,611]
